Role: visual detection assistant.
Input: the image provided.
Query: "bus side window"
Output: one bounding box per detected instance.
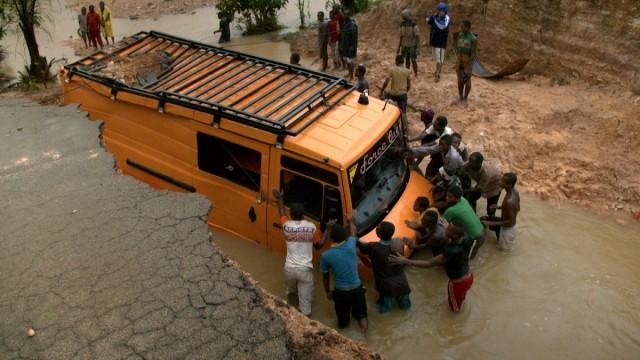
[280,170,323,220]
[197,132,261,191]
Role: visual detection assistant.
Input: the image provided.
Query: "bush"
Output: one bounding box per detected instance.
[325,0,374,13]
[217,0,289,35]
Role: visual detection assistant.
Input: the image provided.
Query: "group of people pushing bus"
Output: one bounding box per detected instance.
[273,107,521,334]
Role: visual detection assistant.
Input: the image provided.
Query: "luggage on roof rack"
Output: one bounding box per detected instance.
[64,31,354,138]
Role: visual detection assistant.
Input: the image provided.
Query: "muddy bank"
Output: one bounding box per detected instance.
[65,0,218,20]
[291,0,640,219]
[0,100,379,359]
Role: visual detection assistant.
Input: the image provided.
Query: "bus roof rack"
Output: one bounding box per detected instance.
[65,31,354,138]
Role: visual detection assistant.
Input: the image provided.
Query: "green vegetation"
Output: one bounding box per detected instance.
[216,0,289,35]
[0,0,53,85]
[325,0,376,13]
[295,0,310,28]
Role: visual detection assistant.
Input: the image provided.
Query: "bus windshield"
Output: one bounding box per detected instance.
[347,119,409,234]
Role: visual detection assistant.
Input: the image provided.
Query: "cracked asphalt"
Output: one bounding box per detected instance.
[0,100,291,359]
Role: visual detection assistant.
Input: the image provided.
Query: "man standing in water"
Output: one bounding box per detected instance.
[99,1,114,46]
[357,221,411,313]
[443,185,485,258]
[463,152,502,216]
[339,10,358,80]
[398,9,419,77]
[317,11,329,72]
[455,20,477,104]
[482,172,520,251]
[214,12,231,43]
[427,2,450,82]
[320,215,368,334]
[391,220,474,312]
[78,7,89,49]
[273,190,326,316]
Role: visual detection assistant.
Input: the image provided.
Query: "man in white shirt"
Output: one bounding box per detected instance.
[410,115,453,145]
[273,190,327,316]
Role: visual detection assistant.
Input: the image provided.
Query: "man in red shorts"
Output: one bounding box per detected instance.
[390,220,474,312]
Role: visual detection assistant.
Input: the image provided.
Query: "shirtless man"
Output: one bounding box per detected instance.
[481,172,520,251]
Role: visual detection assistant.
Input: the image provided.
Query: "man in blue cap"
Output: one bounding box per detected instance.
[427,3,450,82]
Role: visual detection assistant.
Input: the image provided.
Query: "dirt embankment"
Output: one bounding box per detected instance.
[292,0,640,218]
[65,0,217,20]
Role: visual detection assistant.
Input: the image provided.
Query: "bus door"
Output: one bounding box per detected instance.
[192,130,269,245]
[267,149,344,256]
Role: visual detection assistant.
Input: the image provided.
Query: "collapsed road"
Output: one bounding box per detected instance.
[0,100,378,360]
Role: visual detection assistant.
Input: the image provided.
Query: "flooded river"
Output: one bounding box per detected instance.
[215,195,640,360]
[1,0,322,77]
[4,1,639,359]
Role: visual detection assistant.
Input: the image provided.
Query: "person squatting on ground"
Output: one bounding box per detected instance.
[328,10,341,69]
[317,11,329,72]
[87,5,103,49]
[380,54,411,115]
[462,152,503,217]
[273,190,327,316]
[398,9,419,77]
[214,12,231,43]
[481,172,521,251]
[391,220,475,312]
[339,10,358,80]
[455,20,477,104]
[357,221,411,313]
[320,216,368,334]
[427,2,450,82]
[443,185,486,259]
[99,1,114,45]
[78,7,89,49]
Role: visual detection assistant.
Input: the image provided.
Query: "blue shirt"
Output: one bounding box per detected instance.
[319,237,361,289]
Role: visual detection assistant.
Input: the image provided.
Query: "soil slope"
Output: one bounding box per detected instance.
[292,0,640,218]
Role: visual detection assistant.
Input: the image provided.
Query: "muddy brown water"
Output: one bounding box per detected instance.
[1,0,322,77]
[214,195,640,359]
[5,2,640,359]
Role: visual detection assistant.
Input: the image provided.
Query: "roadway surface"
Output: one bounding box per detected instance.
[0,100,291,359]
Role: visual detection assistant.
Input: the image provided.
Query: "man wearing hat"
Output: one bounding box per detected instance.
[427,3,451,82]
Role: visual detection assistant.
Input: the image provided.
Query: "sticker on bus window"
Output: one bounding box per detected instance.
[348,122,401,184]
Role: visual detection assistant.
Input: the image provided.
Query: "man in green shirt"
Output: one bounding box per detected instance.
[443,185,485,258]
[455,20,477,105]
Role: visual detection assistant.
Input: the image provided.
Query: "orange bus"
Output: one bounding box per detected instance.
[61,31,431,263]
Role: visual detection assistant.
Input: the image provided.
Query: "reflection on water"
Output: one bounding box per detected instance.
[213,195,640,360]
[1,0,323,77]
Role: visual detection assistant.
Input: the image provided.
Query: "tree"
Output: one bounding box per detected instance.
[296,0,309,28]
[1,0,49,82]
[217,0,288,35]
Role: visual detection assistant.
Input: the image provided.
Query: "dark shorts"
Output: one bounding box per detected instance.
[401,46,417,60]
[378,293,411,313]
[385,93,408,114]
[333,285,367,328]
